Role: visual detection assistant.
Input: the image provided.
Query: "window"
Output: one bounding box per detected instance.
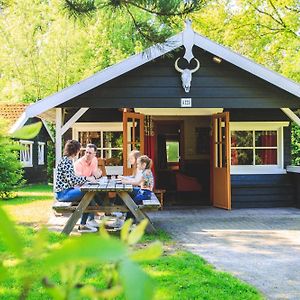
[38,142,45,165]
[72,123,123,165]
[230,122,289,174]
[20,140,33,167]
[166,141,179,163]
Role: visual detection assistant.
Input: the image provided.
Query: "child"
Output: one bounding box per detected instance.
[118,150,142,184]
[124,155,154,222]
[110,150,142,227]
[131,155,154,205]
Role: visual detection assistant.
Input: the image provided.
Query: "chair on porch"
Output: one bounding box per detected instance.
[98,158,107,176]
[175,172,202,202]
[105,157,121,166]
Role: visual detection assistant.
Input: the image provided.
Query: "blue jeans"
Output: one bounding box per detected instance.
[133,189,152,204]
[126,189,152,222]
[114,186,140,205]
[56,187,102,225]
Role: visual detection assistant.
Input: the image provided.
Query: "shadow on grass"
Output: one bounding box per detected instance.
[0,184,53,206]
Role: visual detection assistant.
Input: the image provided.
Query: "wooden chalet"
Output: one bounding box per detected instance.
[11,22,300,208]
[0,103,53,183]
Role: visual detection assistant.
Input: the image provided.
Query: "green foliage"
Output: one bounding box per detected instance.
[0,183,263,299]
[291,122,300,165]
[11,121,42,139]
[63,0,202,43]
[0,119,24,199]
[0,206,162,299]
[166,141,179,162]
[0,205,24,257]
[192,0,300,83]
[47,140,56,183]
[46,123,56,183]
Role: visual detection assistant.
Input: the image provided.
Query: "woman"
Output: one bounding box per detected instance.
[55,140,98,233]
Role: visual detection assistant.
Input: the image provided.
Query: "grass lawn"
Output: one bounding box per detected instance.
[0,184,264,299]
[0,184,53,226]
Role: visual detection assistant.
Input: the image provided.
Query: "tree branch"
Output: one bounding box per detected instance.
[124,0,198,17]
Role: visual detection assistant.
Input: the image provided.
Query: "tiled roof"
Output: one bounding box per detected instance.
[0,103,28,125]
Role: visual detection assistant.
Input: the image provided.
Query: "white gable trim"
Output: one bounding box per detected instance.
[193,34,300,97]
[11,33,182,132]
[61,107,89,135]
[10,24,300,133]
[281,108,300,127]
[41,119,54,142]
[10,112,27,133]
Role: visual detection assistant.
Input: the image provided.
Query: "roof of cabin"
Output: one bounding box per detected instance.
[10,21,300,133]
[0,103,28,125]
[0,103,54,141]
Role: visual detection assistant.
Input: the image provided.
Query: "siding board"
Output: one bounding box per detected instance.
[64,97,298,108]
[231,174,296,208]
[61,47,300,109]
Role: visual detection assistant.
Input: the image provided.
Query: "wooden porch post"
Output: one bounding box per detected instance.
[55,108,62,166]
[281,108,300,127]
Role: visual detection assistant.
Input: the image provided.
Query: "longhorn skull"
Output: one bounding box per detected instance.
[175,58,200,93]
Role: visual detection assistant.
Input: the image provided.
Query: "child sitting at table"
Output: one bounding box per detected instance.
[132,155,154,205]
[123,155,154,223]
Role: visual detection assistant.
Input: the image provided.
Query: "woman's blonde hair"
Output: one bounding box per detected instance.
[129,150,141,176]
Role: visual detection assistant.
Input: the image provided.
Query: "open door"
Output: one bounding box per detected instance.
[123,111,144,175]
[212,112,231,210]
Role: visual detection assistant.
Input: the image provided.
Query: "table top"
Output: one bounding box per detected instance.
[80,177,133,192]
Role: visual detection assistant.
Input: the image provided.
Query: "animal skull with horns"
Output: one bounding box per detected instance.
[175,58,200,93]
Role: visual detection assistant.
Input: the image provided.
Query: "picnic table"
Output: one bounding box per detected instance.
[53,177,160,235]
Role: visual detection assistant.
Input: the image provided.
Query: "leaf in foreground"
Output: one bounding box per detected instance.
[130,241,163,262]
[120,259,154,300]
[127,219,148,245]
[11,122,42,139]
[0,207,24,258]
[0,262,8,281]
[43,235,127,268]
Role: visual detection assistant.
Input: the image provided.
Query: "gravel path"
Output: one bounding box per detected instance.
[149,207,300,300]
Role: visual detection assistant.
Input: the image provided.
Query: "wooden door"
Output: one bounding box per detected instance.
[212,112,231,210]
[123,111,145,175]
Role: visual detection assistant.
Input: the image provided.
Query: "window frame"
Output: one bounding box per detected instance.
[38,142,45,165]
[230,122,289,174]
[72,123,123,174]
[19,140,34,167]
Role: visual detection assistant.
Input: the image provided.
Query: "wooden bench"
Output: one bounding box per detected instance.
[153,189,166,210]
[52,192,161,215]
[139,192,161,211]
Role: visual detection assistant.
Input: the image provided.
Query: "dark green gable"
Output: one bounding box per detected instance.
[61,47,300,109]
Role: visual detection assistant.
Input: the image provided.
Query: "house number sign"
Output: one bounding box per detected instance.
[181,98,192,107]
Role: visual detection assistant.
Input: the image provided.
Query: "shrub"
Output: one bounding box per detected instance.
[47,140,55,183]
[291,121,300,166]
[0,118,25,199]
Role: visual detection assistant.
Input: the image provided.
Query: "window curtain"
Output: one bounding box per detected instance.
[260,131,277,164]
[157,134,168,170]
[231,135,238,165]
[144,116,156,179]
